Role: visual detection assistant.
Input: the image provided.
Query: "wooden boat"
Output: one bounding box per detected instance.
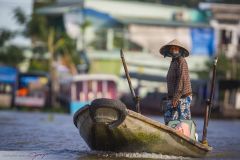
[73,98,212,158]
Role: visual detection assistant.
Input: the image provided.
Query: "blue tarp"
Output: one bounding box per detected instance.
[78,8,120,27]
[19,77,39,87]
[0,66,17,83]
[191,28,215,56]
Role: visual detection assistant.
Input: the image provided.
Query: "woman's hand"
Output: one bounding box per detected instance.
[172,99,178,108]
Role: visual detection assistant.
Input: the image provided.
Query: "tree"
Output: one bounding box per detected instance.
[0,45,24,66]
[14,7,78,107]
[0,29,14,46]
[0,29,25,67]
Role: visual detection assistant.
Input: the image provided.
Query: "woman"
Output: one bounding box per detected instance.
[159,39,192,125]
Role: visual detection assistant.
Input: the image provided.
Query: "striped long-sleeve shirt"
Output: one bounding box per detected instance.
[167,57,192,101]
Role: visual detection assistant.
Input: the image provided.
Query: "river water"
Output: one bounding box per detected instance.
[0,111,239,160]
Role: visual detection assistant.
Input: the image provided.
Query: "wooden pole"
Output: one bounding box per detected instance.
[120,49,141,113]
[202,57,218,145]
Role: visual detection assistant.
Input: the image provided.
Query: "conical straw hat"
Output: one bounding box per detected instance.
[159,39,189,57]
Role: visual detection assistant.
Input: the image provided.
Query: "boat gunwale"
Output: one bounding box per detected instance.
[73,105,89,127]
[127,109,212,152]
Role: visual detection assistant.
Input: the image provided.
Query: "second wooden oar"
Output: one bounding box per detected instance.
[202,57,218,145]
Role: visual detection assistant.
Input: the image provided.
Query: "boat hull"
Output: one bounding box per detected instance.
[74,106,212,157]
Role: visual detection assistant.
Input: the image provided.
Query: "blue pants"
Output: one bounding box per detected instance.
[164,96,192,125]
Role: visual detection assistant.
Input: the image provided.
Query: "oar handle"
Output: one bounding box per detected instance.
[120,49,136,98]
[209,57,218,102]
[120,49,141,113]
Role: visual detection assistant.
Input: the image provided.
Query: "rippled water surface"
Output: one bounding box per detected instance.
[0,111,239,160]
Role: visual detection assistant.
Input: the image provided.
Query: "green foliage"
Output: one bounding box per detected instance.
[113,35,142,51]
[71,51,81,65]
[90,29,107,50]
[0,8,28,67]
[196,54,235,80]
[55,34,76,55]
[28,59,49,72]
[26,14,48,40]
[113,35,124,49]
[81,20,92,33]
[13,7,78,72]
[0,28,24,66]
[0,8,27,67]
[90,59,121,75]
[213,54,231,79]
[0,45,25,66]
[0,29,14,46]
[14,7,27,25]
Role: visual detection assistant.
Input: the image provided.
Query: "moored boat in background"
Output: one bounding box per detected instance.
[15,72,50,108]
[59,74,118,114]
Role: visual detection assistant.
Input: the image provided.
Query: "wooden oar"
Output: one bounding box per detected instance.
[202,57,218,145]
[120,49,141,113]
